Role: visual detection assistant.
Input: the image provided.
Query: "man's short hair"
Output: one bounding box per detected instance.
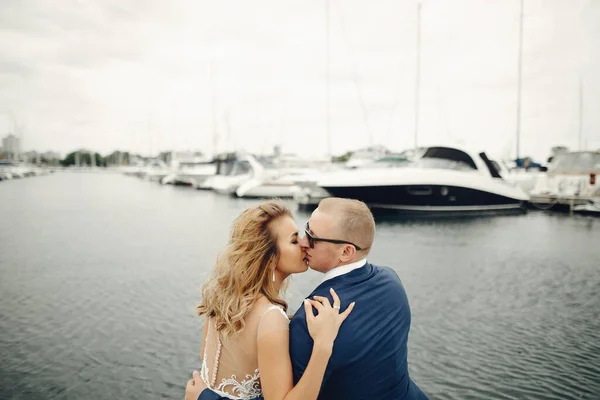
[317,197,375,253]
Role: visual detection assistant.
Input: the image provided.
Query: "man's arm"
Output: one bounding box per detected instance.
[289,306,313,384]
[289,294,338,388]
[259,301,343,400]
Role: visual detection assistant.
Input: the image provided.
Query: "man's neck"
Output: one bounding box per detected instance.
[322,258,367,283]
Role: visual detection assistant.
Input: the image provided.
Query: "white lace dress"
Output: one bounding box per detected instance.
[200,305,289,399]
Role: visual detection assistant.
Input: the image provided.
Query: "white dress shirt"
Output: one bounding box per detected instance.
[322,258,367,283]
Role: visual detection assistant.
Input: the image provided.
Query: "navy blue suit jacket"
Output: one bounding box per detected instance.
[198,389,261,400]
[289,263,428,400]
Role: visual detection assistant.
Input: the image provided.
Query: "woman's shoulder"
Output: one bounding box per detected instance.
[253,295,282,310]
[252,296,287,319]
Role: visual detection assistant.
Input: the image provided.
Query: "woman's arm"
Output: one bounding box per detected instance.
[257,318,331,400]
[258,289,354,400]
[185,318,210,400]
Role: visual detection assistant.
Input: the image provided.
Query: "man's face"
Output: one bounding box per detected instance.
[299,208,343,273]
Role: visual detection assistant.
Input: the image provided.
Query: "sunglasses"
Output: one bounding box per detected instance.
[304,222,362,251]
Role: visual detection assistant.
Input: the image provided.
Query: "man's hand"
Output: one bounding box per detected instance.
[185,370,206,400]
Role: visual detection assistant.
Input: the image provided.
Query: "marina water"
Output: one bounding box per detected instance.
[1,172,599,399]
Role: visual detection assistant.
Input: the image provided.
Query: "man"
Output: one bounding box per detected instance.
[290,197,428,400]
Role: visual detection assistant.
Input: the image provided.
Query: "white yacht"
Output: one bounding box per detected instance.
[0,162,14,180]
[316,146,529,213]
[235,154,332,199]
[140,159,170,183]
[492,159,546,194]
[235,167,323,199]
[161,161,217,188]
[344,145,391,169]
[530,151,600,207]
[200,154,258,195]
[293,151,416,209]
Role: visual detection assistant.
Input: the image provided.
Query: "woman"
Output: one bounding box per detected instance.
[185,201,354,400]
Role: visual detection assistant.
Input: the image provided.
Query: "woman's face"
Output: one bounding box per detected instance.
[272,216,308,277]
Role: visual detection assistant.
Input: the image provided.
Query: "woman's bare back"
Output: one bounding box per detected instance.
[200,297,289,399]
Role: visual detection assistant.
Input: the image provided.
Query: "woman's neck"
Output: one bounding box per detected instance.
[273,271,289,293]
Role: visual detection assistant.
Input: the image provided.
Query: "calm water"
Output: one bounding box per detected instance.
[1,172,599,400]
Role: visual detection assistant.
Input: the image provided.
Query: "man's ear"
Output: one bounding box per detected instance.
[340,244,356,262]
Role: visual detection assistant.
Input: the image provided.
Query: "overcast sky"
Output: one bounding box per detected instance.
[0,0,599,160]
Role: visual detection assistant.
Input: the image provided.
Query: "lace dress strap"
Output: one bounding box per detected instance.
[261,305,289,321]
[200,319,222,388]
[257,305,289,341]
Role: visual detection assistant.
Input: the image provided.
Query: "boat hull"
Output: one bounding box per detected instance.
[321,184,525,212]
[236,178,299,198]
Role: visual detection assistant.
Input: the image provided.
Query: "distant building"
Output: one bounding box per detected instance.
[129,154,145,166]
[42,151,61,165]
[22,151,39,163]
[43,151,61,161]
[158,151,173,165]
[20,150,60,164]
[1,134,21,160]
[105,151,130,166]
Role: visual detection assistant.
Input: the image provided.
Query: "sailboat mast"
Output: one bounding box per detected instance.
[326,0,331,157]
[210,61,218,157]
[516,0,524,160]
[414,1,421,149]
[578,77,583,150]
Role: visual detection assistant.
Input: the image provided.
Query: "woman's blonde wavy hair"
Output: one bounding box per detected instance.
[196,201,291,337]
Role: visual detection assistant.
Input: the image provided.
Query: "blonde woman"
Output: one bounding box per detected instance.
[185,201,354,400]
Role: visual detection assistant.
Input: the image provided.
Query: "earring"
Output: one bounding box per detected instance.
[272,270,276,282]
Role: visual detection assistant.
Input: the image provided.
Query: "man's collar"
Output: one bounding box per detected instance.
[322,258,367,283]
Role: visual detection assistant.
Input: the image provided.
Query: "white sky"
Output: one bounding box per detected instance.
[0,0,599,160]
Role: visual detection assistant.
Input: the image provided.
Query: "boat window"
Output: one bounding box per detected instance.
[414,147,478,171]
[491,160,501,172]
[217,160,235,175]
[479,152,503,178]
[363,149,425,169]
[232,160,252,175]
[376,156,409,163]
[367,156,412,168]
